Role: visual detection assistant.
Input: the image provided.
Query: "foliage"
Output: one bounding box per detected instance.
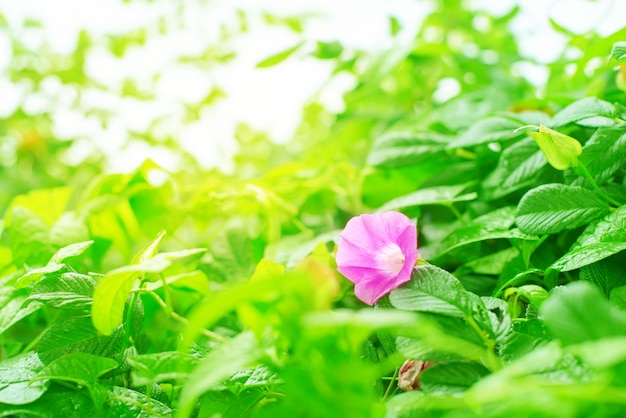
[1,1,626,417]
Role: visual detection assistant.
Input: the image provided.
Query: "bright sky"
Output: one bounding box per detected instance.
[0,0,623,172]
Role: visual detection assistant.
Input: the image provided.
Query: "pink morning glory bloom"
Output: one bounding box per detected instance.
[336,212,419,305]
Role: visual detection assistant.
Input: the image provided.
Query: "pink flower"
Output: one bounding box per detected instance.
[335,212,419,305]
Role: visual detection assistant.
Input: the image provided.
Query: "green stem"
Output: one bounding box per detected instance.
[465,316,501,372]
[142,290,227,343]
[577,162,621,207]
[446,203,467,225]
[383,367,399,401]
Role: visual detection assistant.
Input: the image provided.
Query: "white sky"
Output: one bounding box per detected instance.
[0,0,624,172]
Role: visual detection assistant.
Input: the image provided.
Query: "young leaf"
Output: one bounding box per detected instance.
[255,42,304,68]
[609,42,626,66]
[551,205,626,271]
[0,352,48,405]
[50,240,94,264]
[8,206,54,267]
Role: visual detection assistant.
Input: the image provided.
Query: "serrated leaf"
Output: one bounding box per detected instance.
[419,361,489,393]
[551,205,626,271]
[515,184,610,235]
[92,247,206,335]
[609,42,626,66]
[541,281,626,345]
[225,365,282,393]
[483,138,547,199]
[378,184,476,212]
[0,352,48,405]
[438,207,538,257]
[550,97,616,127]
[50,240,94,264]
[449,115,523,148]
[8,206,53,267]
[131,230,165,265]
[389,265,484,318]
[578,124,626,184]
[37,352,118,384]
[0,278,41,334]
[367,131,450,168]
[580,255,626,297]
[26,272,96,310]
[108,386,172,418]
[255,42,304,68]
[127,352,199,387]
[14,263,66,288]
[37,316,124,364]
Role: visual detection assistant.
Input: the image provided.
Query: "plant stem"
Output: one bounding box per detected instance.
[576,162,621,207]
[142,290,227,343]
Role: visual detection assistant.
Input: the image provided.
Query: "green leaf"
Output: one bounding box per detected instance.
[313,40,343,59]
[578,124,626,184]
[108,386,172,418]
[419,361,489,393]
[550,97,617,127]
[540,281,626,345]
[26,272,96,310]
[551,205,626,271]
[389,265,484,318]
[131,230,166,265]
[92,247,206,335]
[14,263,66,288]
[367,131,450,168]
[225,365,282,393]
[37,352,118,384]
[0,386,97,418]
[0,352,48,405]
[255,42,304,68]
[609,41,626,66]
[579,254,626,297]
[395,317,487,362]
[8,206,53,266]
[127,351,199,387]
[483,138,547,199]
[610,286,626,311]
[448,115,523,148]
[515,184,610,235]
[50,240,94,264]
[177,331,264,418]
[378,184,476,212]
[37,316,124,365]
[0,277,41,334]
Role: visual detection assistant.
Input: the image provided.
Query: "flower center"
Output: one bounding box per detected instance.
[376,243,406,276]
